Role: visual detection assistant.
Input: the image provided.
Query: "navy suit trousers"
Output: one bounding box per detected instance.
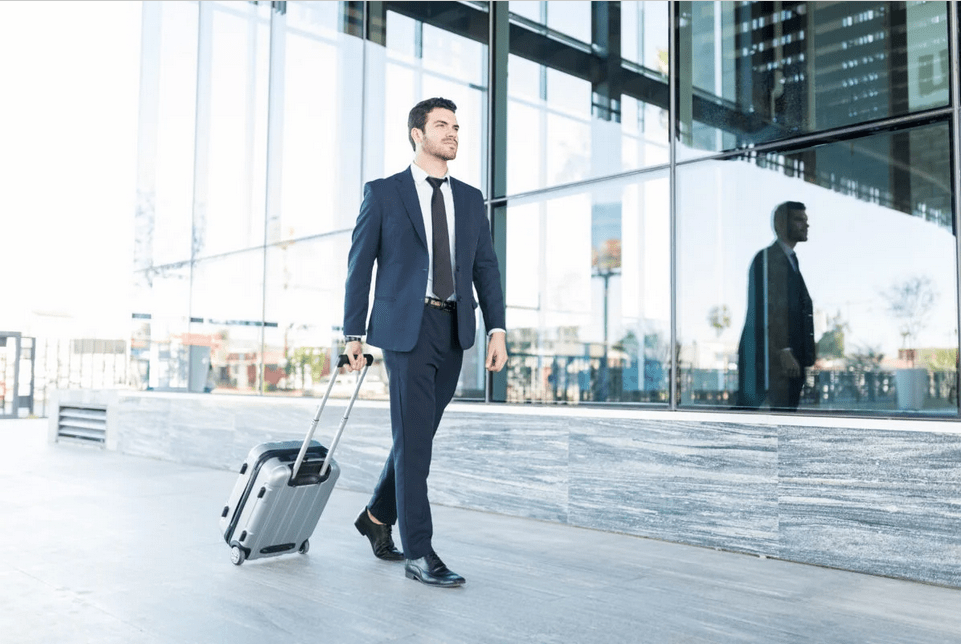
[367,305,463,560]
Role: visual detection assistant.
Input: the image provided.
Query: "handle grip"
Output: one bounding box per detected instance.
[338,353,373,367]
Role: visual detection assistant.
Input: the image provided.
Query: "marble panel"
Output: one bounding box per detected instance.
[292,402,396,494]
[231,401,303,437]
[569,419,779,554]
[428,411,571,522]
[778,426,961,587]
[168,397,238,468]
[112,395,175,461]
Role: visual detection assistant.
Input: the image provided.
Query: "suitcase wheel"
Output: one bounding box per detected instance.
[230,545,246,566]
[299,539,310,555]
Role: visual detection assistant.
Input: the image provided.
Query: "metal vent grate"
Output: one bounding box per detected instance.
[58,406,107,444]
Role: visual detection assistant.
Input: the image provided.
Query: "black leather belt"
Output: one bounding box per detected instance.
[425,297,456,312]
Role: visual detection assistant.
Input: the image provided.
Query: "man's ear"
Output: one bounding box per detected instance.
[410,127,423,147]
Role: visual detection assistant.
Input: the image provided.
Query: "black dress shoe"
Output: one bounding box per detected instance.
[354,509,404,561]
[405,551,465,587]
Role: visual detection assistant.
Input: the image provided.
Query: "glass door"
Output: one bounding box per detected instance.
[0,333,21,418]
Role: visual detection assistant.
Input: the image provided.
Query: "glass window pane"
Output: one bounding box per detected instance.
[261,235,385,397]
[130,263,192,391]
[621,0,670,73]
[367,4,488,193]
[191,250,266,394]
[546,1,591,44]
[509,0,592,44]
[677,1,952,158]
[136,1,199,267]
[133,2,197,393]
[677,122,958,415]
[505,173,670,403]
[266,2,364,243]
[507,2,669,195]
[194,2,271,258]
[510,1,543,24]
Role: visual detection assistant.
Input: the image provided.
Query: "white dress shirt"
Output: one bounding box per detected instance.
[776,239,799,272]
[410,161,456,301]
[409,161,505,339]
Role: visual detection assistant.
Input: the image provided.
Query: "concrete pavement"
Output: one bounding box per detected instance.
[3,418,961,644]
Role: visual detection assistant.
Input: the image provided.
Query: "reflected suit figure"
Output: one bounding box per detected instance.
[736,201,815,410]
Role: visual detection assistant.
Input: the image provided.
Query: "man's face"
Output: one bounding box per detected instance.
[787,209,809,243]
[416,108,458,161]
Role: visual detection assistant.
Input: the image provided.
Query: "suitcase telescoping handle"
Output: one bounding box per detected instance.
[291,353,373,481]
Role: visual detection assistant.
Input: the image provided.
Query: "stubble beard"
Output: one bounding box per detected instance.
[424,137,457,161]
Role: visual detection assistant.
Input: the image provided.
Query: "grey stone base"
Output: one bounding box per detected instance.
[51,389,961,588]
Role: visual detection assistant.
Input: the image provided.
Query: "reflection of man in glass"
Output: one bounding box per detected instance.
[736,201,815,411]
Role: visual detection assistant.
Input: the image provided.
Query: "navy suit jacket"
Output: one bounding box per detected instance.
[344,167,506,352]
[736,242,815,407]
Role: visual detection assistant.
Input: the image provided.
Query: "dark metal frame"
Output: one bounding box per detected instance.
[950,0,961,412]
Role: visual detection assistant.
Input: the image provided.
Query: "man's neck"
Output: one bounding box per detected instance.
[413,152,448,179]
[777,236,797,250]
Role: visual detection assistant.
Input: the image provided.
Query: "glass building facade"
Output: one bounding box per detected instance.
[133,1,961,417]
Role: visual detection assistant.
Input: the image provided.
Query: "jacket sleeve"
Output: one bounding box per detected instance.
[343,182,381,336]
[472,200,506,332]
[766,249,791,361]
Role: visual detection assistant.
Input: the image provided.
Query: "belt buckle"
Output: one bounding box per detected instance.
[426,297,454,312]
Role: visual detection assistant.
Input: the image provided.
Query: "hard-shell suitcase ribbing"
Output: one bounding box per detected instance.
[219,354,373,565]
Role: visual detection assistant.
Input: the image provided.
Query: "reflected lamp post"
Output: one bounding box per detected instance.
[592,240,621,401]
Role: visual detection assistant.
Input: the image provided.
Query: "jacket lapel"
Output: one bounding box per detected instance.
[394,167,427,249]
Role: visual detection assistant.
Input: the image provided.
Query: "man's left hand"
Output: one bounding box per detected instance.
[485,331,508,372]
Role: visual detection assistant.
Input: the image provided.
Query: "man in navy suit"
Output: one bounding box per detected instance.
[736,201,815,410]
[343,97,508,587]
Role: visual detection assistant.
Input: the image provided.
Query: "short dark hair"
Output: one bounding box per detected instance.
[772,200,806,236]
[408,97,457,151]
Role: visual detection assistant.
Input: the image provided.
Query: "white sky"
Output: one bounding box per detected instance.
[0,1,141,338]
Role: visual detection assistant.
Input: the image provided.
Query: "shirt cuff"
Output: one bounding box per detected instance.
[487,328,506,338]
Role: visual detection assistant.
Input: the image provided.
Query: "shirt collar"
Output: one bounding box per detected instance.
[776,239,795,258]
[410,161,450,184]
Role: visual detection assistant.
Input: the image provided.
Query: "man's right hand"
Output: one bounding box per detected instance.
[778,348,801,378]
[345,340,365,372]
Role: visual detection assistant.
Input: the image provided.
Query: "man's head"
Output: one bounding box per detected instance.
[408,97,458,160]
[772,201,808,246]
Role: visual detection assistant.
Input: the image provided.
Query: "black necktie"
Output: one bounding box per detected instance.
[427,176,454,301]
[790,251,799,273]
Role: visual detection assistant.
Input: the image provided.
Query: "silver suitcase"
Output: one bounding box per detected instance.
[219,354,372,565]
